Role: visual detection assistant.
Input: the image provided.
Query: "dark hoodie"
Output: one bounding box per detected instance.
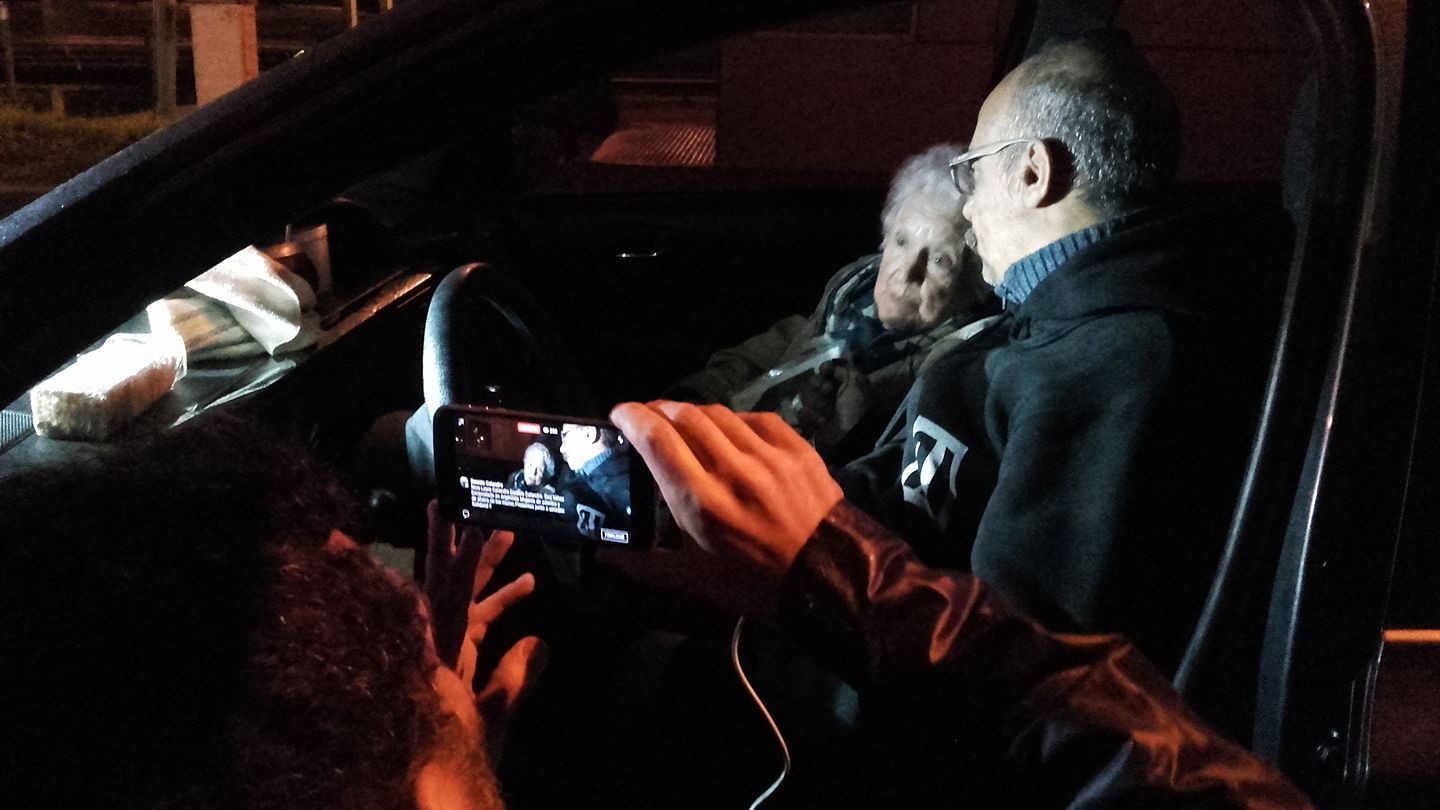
[838,203,1290,672]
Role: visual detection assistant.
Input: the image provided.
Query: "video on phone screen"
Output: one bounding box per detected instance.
[449,415,634,544]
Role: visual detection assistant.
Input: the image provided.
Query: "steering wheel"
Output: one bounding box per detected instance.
[423,262,592,419]
[404,262,597,584]
[406,262,593,484]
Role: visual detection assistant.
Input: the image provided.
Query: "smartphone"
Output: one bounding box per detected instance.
[433,404,655,547]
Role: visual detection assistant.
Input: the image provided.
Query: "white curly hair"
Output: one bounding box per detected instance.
[880,142,969,237]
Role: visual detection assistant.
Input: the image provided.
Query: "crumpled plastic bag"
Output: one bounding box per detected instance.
[148,245,320,361]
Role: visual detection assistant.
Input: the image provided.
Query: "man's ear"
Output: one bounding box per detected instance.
[1017,140,1050,208]
[1021,139,1075,207]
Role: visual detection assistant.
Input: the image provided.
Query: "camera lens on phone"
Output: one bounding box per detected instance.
[464,418,491,448]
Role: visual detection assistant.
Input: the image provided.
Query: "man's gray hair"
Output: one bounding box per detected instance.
[1005,32,1181,217]
[881,143,969,236]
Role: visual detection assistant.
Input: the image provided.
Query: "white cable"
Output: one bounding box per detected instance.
[731,616,791,810]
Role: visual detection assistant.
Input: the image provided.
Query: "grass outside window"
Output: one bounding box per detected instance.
[0,106,161,187]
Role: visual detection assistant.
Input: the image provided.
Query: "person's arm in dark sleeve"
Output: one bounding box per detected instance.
[609,401,1308,809]
[779,501,1314,810]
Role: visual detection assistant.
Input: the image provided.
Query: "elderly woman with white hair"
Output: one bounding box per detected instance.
[668,143,996,459]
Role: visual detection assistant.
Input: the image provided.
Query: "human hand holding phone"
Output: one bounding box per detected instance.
[604,401,843,614]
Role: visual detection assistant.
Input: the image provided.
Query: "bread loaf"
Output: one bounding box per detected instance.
[31,336,185,441]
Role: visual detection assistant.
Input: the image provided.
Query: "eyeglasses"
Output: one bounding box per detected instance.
[948,138,1031,194]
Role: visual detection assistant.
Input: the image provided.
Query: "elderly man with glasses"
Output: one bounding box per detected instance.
[835,30,1291,684]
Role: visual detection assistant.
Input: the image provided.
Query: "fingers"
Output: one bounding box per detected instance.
[795,381,837,431]
[697,403,773,457]
[656,397,748,449]
[468,573,536,639]
[426,500,455,564]
[475,635,549,760]
[452,525,486,592]
[453,565,533,688]
[651,400,739,470]
[817,358,854,380]
[469,529,515,601]
[828,363,862,384]
[738,409,814,454]
[455,636,480,687]
[655,400,792,467]
[812,378,841,399]
[611,401,709,508]
[480,635,549,709]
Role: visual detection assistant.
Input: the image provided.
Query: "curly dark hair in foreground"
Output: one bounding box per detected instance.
[0,415,464,809]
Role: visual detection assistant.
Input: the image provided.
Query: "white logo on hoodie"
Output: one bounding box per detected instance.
[901,415,968,525]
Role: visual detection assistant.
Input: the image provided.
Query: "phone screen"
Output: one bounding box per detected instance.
[434,405,653,546]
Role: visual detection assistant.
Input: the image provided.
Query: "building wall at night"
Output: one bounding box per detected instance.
[713,0,1308,183]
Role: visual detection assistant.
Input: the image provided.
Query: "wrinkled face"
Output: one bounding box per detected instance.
[522,446,549,486]
[961,77,1032,284]
[874,196,970,331]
